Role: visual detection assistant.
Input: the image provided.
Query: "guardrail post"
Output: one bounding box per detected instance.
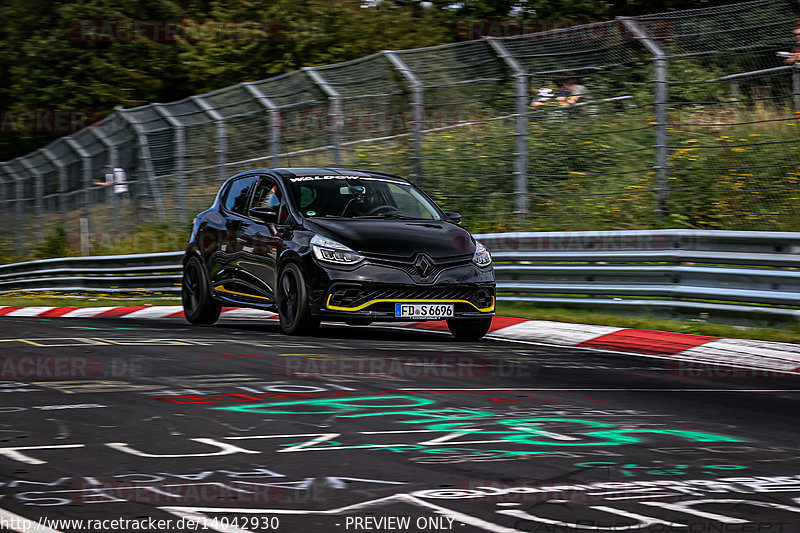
[18,158,44,244]
[153,106,186,223]
[383,51,424,181]
[621,17,669,217]
[243,82,281,166]
[192,95,227,183]
[91,127,119,230]
[63,137,93,236]
[115,106,166,222]
[41,148,68,229]
[487,38,529,225]
[303,67,342,167]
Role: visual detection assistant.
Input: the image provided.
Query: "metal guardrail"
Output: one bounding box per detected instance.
[476,229,800,322]
[0,251,183,294]
[1,230,799,322]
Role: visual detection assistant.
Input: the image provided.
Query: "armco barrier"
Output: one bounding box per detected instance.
[1,230,799,322]
[477,229,800,322]
[0,251,183,294]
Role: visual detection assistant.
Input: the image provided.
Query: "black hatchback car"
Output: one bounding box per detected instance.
[181,168,495,340]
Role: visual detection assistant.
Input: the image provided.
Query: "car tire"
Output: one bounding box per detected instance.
[446,317,492,341]
[182,256,222,325]
[277,262,320,336]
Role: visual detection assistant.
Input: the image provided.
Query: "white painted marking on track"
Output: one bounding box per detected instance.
[160,493,522,533]
[0,507,63,533]
[158,508,252,533]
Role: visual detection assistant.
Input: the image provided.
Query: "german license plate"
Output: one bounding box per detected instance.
[395,303,454,319]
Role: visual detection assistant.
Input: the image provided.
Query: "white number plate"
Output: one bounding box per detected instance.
[395,303,454,319]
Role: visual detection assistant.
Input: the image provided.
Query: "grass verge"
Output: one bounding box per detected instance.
[496,302,800,344]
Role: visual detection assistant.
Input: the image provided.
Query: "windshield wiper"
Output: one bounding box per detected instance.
[351,214,418,220]
[380,214,418,219]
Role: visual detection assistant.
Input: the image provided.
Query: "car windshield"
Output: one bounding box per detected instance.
[286,175,443,220]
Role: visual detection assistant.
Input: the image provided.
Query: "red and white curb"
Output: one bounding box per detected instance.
[2,306,799,374]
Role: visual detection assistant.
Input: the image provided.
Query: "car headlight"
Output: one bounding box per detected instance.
[472,240,492,267]
[311,235,364,265]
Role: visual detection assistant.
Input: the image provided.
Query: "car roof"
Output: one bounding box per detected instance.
[232,167,410,184]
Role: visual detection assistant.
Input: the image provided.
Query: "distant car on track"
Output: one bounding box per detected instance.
[181,168,495,340]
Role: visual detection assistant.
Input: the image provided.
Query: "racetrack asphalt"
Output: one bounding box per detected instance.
[1,316,800,533]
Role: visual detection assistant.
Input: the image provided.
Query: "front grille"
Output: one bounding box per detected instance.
[328,284,494,310]
[364,254,472,282]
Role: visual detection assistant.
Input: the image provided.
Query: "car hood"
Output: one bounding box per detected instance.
[305,218,476,259]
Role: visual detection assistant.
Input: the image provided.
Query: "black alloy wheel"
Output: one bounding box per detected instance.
[181,256,222,325]
[277,262,320,335]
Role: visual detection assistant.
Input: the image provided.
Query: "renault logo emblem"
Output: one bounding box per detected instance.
[414,254,434,277]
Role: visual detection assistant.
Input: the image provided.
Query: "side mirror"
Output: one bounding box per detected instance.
[249,207,278,224]
[444,211,462,225]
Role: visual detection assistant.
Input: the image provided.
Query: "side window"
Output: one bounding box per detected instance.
[224,177,257,215]
[251,177,289,224]
[251,177,281,210]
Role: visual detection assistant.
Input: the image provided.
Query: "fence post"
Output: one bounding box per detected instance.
[63,137,93,235]
[793,64,800,113]
[153,105,186,223]
[0,163,23,255]
[383,51,424,181]
[621,17,669,216]
[192,95,227,183]
[487,38,529,225]
[91,127,118,230]
[18,158,44,245]
[243,82,281,166]
[303,67,342,167]
[41,148,68,229]
[115,106,166,222]
[729,79,740,100]
[9,164,26,255]
[0,165,9,236]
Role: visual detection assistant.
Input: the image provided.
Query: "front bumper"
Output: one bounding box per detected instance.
[321,283,495,320]
[304,255,495,321]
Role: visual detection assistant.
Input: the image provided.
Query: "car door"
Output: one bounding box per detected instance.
[235,176,285,302]
[209,175,258,293]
